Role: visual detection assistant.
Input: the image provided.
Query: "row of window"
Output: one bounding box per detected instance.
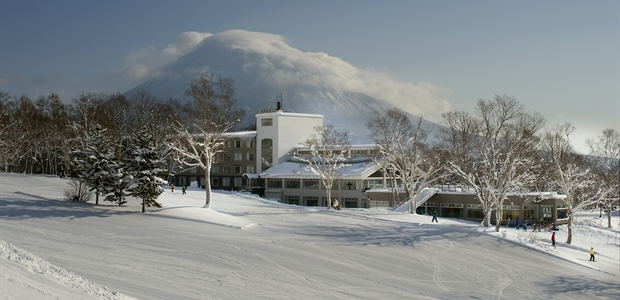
[225,138,255,149]
[212,165,255,174]
[212,177,243,187]
[221,153,255,161]
[267,179,361,190]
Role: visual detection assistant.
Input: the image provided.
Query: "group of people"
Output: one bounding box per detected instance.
[169,184,187,194]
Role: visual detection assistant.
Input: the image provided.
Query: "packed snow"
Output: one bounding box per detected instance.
[1,173,618,299]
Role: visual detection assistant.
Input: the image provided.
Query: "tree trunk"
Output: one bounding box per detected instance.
[482,208,491,227]
[566,215,573,244]
[142,200,145,213]
[494,210,502,232]
[326,188,332,209]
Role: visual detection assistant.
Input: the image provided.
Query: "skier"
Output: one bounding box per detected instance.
[170,184,175,192]
[182,186,186,195]
[551,232,556,248]
[431,210,438,223]
[589,247,595,261]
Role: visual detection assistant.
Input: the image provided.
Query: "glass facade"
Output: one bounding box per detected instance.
[440,203,464,218]
[304,196,319,206]
[261,139,273,170]
[267,179,282,188]
[342,180,358,190]
[285,179,300,189]
[303,179,320,189]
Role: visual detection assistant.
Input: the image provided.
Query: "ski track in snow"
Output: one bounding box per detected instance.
[1,173,619,299]
[0,239,137,300]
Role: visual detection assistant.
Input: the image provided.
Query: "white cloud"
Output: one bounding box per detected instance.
[210,30,451,121]
[116,29,451,121]
[121,31,213,81]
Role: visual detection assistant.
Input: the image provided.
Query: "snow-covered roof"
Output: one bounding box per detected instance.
[222,131,256,138]
[260,160,382,180]
[255,111,323,119]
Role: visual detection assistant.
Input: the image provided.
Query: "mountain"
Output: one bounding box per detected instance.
[124,30,446,143]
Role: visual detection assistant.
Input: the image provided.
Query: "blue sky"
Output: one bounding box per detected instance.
[1,0,618,153]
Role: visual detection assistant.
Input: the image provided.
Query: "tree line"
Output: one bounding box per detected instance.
[0,72,244,212]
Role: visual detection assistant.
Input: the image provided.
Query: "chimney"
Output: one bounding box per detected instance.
[276,101,281,111]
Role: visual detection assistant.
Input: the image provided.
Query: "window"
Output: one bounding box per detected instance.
[212,178,219,187]
[234,153,243,161]
[234,140,242,148]
[246,153,254,161]
[222,177,231,187]
[233,165,242,173]
[246,138,254,148]
[350,150,367,155]
[246,165,255,173]
[223,153,230,161]
[223,166,231,174]
[211,166,219,174]
[343,197,358,208]
[342,180,358,190]
[285,179,300,189]
[285,195,299,205]
[261,118,273,126]
[261,139,273,170]
[234,177,242,187]
[303,179,320,189]
[267,179,282,188]
[305,196,319,206]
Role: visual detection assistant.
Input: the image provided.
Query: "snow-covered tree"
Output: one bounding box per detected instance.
[71,124,121,205]
[170,73,245,207]
[543,123,601,244]
[366,108,441,212]
[125,127,166,213]
[294,124,350,209]
[586,128,620,228]
[440,95,545,230]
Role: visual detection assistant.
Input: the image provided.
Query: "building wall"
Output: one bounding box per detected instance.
[255,111,323,173]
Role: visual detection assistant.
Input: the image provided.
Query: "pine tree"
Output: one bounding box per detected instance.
[72,124,120,205]
[125,127,166,213]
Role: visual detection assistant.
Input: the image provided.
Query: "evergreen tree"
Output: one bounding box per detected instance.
[72,124,120,205]
[126,127,166,212]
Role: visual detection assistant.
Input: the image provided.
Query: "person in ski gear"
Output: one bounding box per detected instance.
[170,184,175,192]
[589,247,595,261]
[515,218,519,229]
[431,210,438,223]
[551,232,556,248]
[182,186,186,195]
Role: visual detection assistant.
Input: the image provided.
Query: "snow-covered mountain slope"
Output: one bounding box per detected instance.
[124,30,446,143]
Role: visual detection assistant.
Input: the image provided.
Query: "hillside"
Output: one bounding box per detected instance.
[1,173,618,299]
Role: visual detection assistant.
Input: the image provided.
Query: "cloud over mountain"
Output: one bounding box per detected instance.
[123,30,451,123]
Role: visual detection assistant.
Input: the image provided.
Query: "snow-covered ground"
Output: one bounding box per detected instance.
[1,173,618,299]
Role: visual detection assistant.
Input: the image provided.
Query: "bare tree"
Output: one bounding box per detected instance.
[586,128,619,228]
[294,124,350,209]
[366,108,441,212]
[543,123,601,244]
[170,73,245,207]
[440,95,545,230]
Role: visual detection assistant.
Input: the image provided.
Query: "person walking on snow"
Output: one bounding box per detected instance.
[515,218,519,230]
[431,210,438,223]
[182,186,186,195]
[551,232,556,248]
[589,247,595,261]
